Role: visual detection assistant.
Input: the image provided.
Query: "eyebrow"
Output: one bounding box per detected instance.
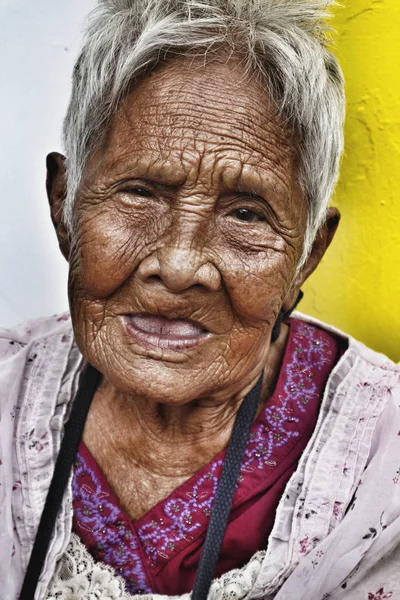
[219,165,291,207]
[102,154,188,189]
[103,150,292,209]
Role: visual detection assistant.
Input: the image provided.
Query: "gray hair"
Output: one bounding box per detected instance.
[62,0,345,265]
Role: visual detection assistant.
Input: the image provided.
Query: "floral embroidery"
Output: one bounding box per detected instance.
[368,588,393,600]
[362,527,378,540]
[239,399,298,474]
[73,454,151,594]
[392,467,400,484]
[10,404,19,420]
[333,501,344,520]
[56,313,70,322]
[137,460,223,564]
[299,536,313,554]
[287,322,333,413]
[361,514,387,543]
[311,548,324,569]
[28,431,49,453]
[299,535,321,556]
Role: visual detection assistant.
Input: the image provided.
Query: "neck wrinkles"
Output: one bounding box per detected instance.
[83,324,289,477]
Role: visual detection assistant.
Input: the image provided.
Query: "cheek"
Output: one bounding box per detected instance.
[223,249,295,324]
[70,205,161,298]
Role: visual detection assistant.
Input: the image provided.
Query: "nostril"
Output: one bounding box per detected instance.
[147,274,162,283]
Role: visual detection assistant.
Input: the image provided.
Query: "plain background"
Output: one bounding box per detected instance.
[0,0,95,325]
[1,1,399,360]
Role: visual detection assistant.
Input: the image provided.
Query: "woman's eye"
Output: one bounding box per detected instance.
[125,187,153,198]
[231,208,265,223]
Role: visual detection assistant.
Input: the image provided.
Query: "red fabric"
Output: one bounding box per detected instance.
[72,318,344,595]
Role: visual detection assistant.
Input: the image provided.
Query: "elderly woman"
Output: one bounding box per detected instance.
[1,1,400,599]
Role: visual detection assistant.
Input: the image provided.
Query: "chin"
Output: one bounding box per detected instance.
[102,358,221,405]
[73,311,265,405]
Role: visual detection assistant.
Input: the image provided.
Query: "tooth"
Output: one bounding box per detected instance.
[131,315,203,337]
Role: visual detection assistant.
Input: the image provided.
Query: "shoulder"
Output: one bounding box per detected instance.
[0,312,77,419]
[0,312,75,374]
[0,314,81,594]
[293,312,400,429]
[0,312,79,434]
[294,312,400,456]
[0,312,73,354]
[0,312,78,402]
[293,311,399,374]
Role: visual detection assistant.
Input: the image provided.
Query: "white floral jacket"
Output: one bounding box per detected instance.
[0,313,400,600]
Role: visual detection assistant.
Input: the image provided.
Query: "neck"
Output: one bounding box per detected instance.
[83,324,289,478]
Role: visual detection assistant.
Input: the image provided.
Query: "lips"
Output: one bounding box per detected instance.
[124,313,211,351]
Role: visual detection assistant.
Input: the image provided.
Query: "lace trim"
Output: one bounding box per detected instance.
[46,533,264,600]
[46,533,135,599]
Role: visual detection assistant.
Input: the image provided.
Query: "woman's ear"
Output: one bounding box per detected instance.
[283,207,341,311]
[46,152,70,261]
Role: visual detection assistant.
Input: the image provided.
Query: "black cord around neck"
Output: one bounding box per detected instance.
[191,373,263,600]
[271,290,304,342]
[19,363,101,600]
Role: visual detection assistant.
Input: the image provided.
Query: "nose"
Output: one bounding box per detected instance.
[136,245,221,293]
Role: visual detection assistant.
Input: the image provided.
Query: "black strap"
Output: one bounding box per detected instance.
[191,373,263,600]
[19,364,263,600]
[19,363,101,600]
[271,290,304,342]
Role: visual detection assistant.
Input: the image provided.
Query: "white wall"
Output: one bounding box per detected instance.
[0,0,95,327]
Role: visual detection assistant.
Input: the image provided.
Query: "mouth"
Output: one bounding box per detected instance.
[123,313,211,351]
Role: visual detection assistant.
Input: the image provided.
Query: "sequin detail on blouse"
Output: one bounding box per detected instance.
[72,452,151,594]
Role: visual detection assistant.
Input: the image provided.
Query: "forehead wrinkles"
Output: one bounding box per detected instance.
[121,84,295,166]
[102,100,296,199]
[100,131,294,205]
[88,57,301,204]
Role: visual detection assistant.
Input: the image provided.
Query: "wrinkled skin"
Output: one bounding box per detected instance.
[47,57,339,518]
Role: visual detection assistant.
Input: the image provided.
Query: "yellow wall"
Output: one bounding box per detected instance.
[302,0,400,362]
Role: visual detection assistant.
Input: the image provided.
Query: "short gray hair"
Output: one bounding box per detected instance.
[62,0,345,264]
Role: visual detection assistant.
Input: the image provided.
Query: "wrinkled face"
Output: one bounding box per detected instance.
[68,58,308,404]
